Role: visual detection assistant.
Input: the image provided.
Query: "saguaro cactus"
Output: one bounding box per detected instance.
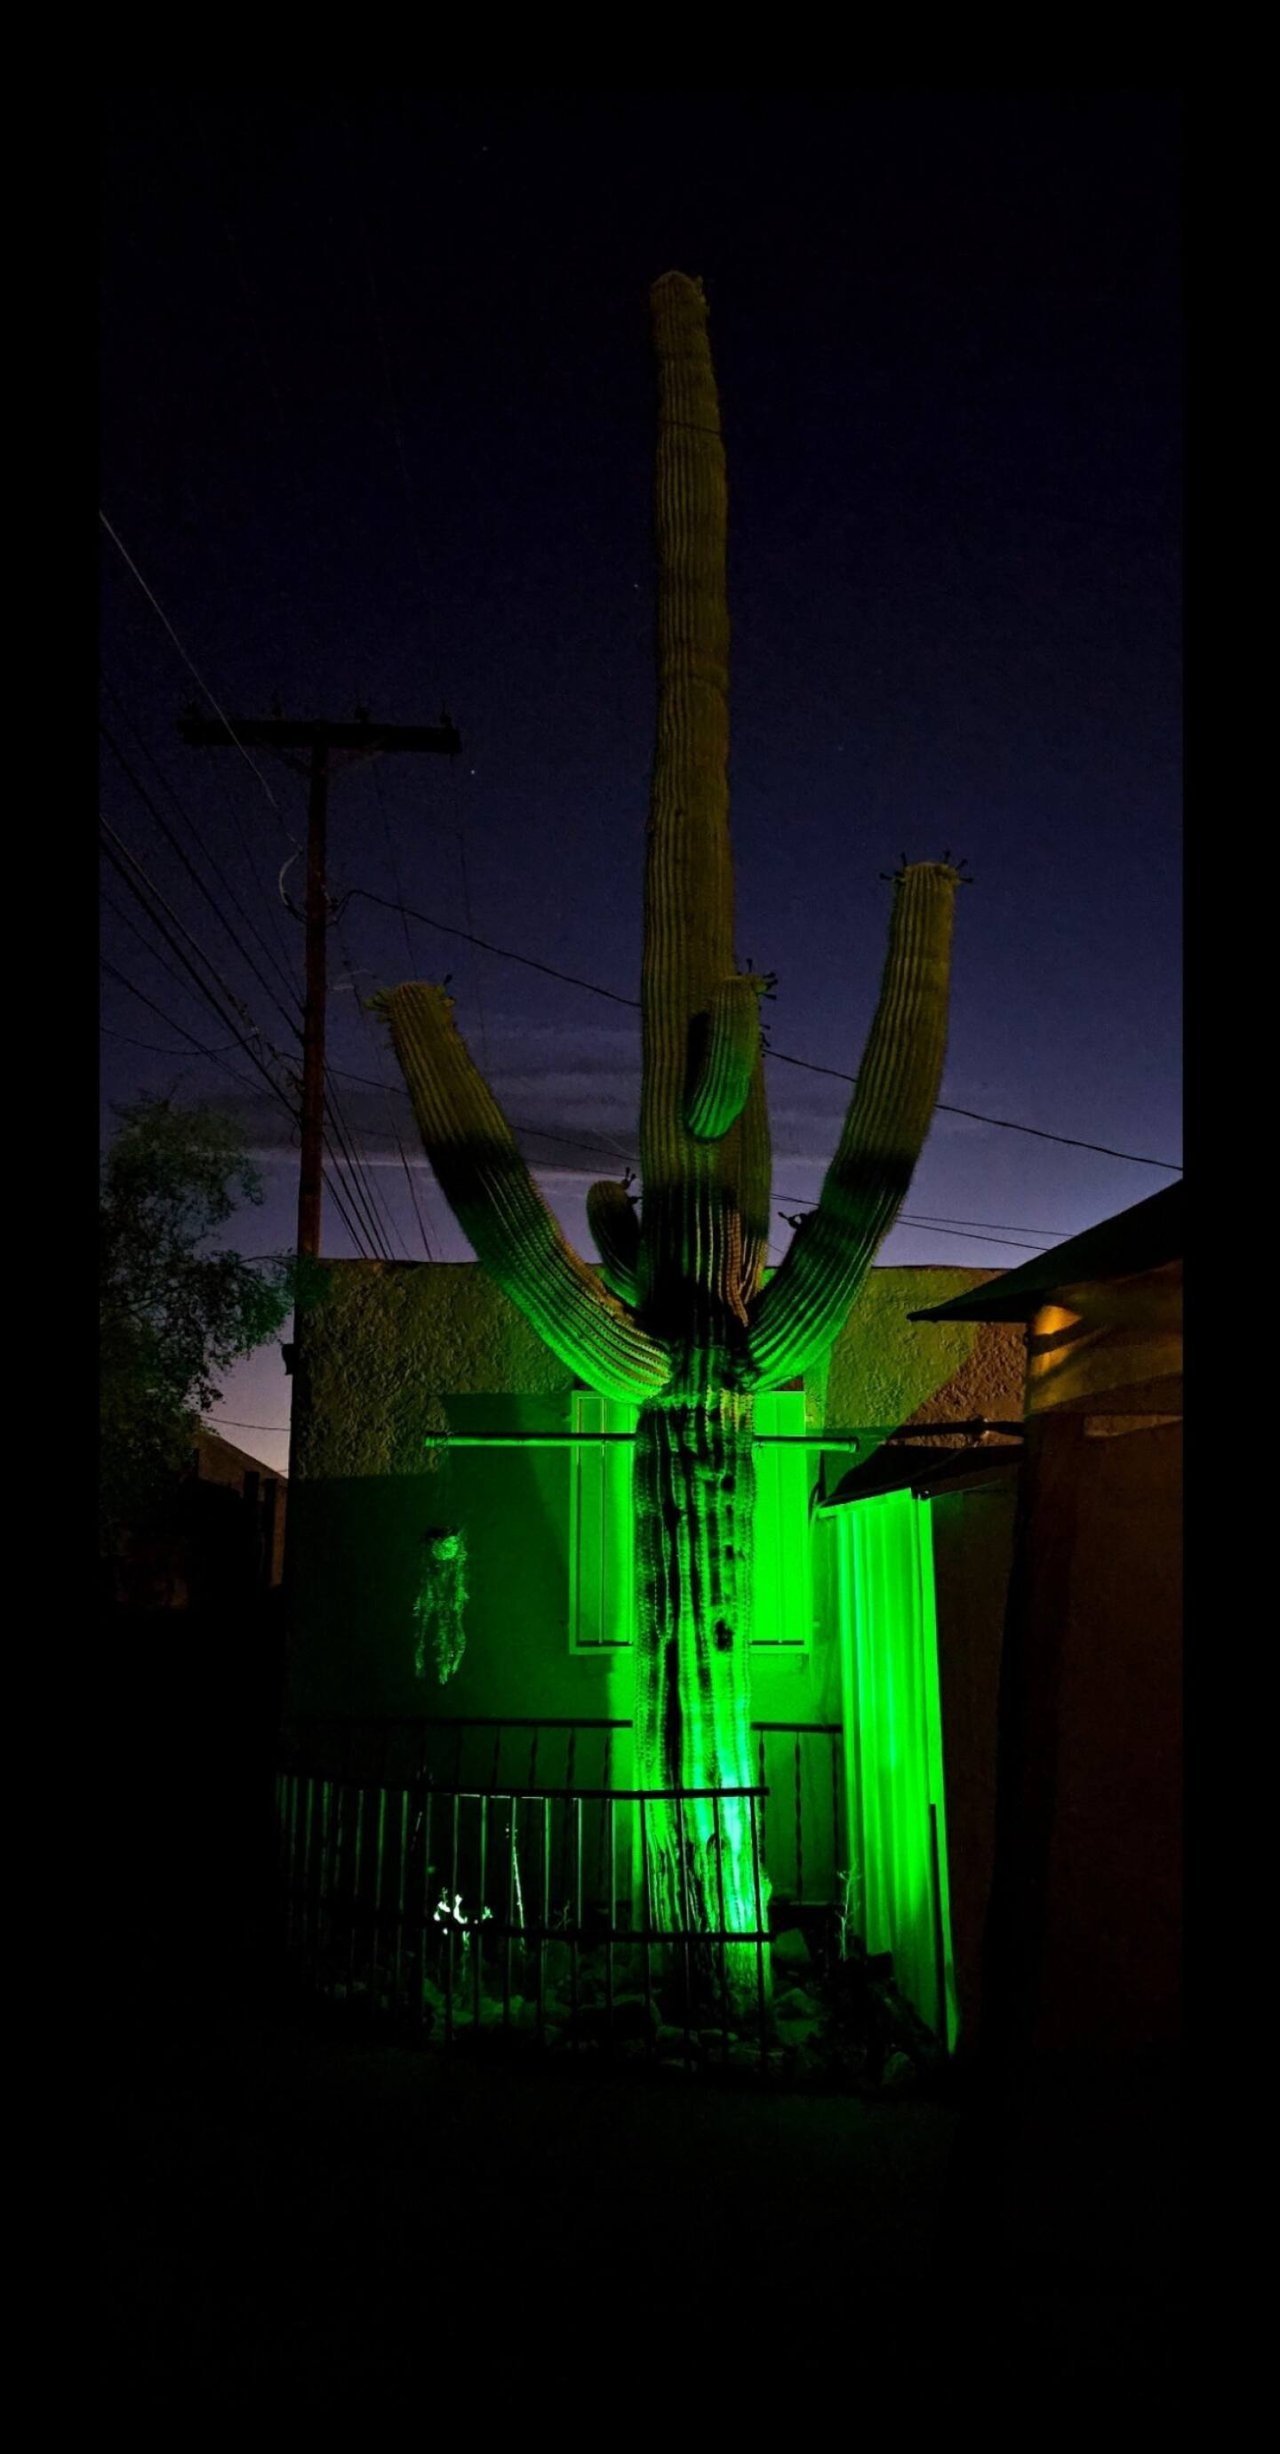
[380,274,961,2001]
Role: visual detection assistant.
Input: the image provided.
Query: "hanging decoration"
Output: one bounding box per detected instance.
[413,1526,468,1684]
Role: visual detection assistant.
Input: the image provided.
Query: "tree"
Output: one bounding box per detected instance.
[380,275,962,2006]
[99,1096,290,1555]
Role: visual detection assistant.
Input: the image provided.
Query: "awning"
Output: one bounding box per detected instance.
[817,1440,1023,1510]
[908,1183,1183,1325]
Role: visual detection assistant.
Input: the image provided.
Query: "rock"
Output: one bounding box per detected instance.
[774,1985,818,2020]
[780,2017,822,2048]
[771,1927,810,1968]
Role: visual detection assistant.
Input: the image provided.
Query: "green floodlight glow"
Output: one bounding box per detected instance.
[835,1490,957,2048]
[380,276,960,2005]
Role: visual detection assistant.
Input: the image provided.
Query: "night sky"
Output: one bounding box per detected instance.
[100,91,1182,1473]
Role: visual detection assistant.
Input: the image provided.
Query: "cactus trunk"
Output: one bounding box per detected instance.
[633,1371,766,2008]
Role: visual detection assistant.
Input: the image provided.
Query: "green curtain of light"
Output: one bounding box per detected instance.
[836,1491,957,2047]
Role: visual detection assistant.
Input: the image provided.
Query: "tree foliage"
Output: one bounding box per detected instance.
[99,1097,291,1550]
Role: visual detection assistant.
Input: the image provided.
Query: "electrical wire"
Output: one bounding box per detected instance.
[341,885,1181,1172]
[101,673,304,1003]
[101,959,276,1106]
[100,716,303,1042]
[100,842,375,1259]
[98,511,293,833]
[334,915,435,1258]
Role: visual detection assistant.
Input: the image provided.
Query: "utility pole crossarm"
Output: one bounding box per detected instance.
[179,705,462,1262]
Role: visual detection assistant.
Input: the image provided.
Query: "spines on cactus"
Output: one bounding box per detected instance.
[586,1176,643,1306]
[376,982,669,1401]
[684,975,770,1143]
[745,857,961,1388]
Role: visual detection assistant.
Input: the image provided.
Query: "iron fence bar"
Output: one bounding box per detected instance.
[569,1798,581,2045]
[639,1794,653,2041]
[422,1423,1021,1450]
[784,1737,794,1904]
[606,1795,616,2035]
[323,1779,338,1972]
[396,1784,766,1802]
[711,1792,730,2065]
[750,1722,844,1735]
[503,1797,517,2025]
[446,1794,460,2044]
[348,1784,365,1989]
[749,1792,768,2076]
[597,1726,613,1899]
[674,1788,692,2053]
[393,1789,408,2009]
[475,1795,488,2028]
[288,1714,826,1730]
[410,1793,424,2034]
[373,1786,387,2010]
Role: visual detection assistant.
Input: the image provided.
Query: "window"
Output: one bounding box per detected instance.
[569,1390,813,1651]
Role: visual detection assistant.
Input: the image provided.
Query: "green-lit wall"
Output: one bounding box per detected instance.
[930,1469,1020,2052]
[286,1260,1022,1965]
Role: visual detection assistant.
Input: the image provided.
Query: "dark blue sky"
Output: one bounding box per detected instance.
[100,91,1181,1470]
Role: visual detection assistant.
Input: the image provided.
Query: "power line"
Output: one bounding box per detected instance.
[101,959,273,1104]
[322,1059,1066,1253]
[100,716,303,1043]
[341,885,1181,1172]
[103,1022,234,1058]
[321,1069,401,1261]
[100,824,294,1099]
[101,674,303,1003]
[335,910,434,1258]
[100,837,376,1260]
[343,884,639,1004]
[98,512,294,835]
[101,697,442,1261]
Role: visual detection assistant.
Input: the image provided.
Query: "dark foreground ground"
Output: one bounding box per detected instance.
[100,1629,1182,2408]
[100,1958,1181,2409]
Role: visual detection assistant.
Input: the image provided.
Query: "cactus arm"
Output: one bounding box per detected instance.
[586,1178,643,1306]
[683,975,768,1142]
[380,983,670,1400]
[733,1042,772,1302]
[745,862,962,1387]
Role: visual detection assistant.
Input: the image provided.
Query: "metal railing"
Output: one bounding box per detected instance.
[281,1714,846,1911]
[277,1765,778,2070]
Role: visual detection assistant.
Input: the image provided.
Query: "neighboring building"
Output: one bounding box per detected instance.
[286,1258,1025,2043]
[911,1183,1182,2061]
[111,1423,288,1611]
[193,1425,289,1591]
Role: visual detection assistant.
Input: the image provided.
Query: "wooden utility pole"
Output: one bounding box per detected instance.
[179,714,460,1258]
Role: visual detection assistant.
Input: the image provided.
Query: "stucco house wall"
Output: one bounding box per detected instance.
[287,1259,1020,1728]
